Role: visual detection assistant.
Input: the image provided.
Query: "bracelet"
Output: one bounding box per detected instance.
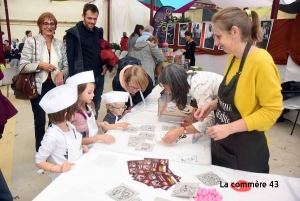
[49,164,55,172]
[183,125,187,134]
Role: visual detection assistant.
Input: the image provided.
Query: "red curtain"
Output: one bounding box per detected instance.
[267,19,294,64]
[287,12,300,66]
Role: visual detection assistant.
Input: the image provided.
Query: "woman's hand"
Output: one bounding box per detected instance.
[194,102,214,122]
[82,145,89,153]
[98,134,115,144]
[38,62,57,72]
[180,49,186,53]
[206,124,232,141]
[162,127,183,144]
[182,116,193,126]
[101,65,108,75]
[60,162,75,173]
[55,71,64,86]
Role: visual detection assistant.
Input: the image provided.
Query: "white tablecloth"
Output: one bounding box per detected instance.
[33,86,300,201]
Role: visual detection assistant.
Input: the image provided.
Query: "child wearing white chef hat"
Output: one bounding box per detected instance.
[35,84,89,181]
[66,71,117,147]
[101,91,131,130]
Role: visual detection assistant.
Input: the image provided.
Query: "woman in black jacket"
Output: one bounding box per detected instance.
[112,57,153,108]
[180,31,196,66]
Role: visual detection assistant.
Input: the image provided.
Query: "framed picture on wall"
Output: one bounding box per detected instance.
[165,24,175,45]
[192,22,202,47]
[202,22,215,50]
[256,20,274,50]
[178,23,188,46]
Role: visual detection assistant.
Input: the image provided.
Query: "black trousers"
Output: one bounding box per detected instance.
[0,169,13,201]
[30,81,56,152]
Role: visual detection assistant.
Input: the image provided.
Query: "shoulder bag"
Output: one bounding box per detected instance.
[11,37,38,100]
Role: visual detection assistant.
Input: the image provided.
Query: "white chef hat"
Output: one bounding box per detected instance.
[101,91,129,104]
[65,70,95,85]
[39,84,78,114]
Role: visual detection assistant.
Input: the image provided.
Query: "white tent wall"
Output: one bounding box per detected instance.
[0,0,85,42]
[101,0,150,44]
[94,0,108,39]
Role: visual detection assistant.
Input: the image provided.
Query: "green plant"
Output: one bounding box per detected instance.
[168,14,192,23]
[176,16,192,23]
[110,43,121,50]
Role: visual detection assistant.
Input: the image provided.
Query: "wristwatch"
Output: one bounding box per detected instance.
[176,125,187,143]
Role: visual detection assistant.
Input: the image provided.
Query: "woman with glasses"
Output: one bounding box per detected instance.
[112,62,153,109]
[19,12,68,152]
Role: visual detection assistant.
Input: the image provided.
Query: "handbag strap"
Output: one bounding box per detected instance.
[20,37,37,74]
[148,43,157,65]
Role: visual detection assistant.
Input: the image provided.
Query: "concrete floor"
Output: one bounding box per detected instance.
[0,68,299,201]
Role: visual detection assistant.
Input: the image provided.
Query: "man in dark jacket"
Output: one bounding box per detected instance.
[66,3,104,119]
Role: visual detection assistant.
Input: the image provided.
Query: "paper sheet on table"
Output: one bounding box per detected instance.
[93,154,118,168]
[134,103,158,112]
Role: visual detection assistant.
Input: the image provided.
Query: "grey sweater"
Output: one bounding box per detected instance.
[129,41,165,85]
[127,34,139,53]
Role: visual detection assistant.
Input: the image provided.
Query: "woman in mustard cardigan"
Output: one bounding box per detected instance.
[194,7,283,173]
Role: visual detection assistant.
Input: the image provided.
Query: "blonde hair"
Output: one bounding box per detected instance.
[147,36,158,44]
[212,7,262,43]
[124,65,149,91]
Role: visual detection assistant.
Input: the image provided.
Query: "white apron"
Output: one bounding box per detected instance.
[86,105,98,137]
[86,105,98,148]
[50,123,83,181]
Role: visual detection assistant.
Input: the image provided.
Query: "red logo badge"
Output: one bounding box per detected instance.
[231,180,251,192]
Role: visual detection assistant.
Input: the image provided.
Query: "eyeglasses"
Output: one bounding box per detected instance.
[42,22,56,28]
[128,85,141,91]
[111,104,127,111]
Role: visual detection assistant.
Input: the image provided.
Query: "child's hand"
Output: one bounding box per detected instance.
[60,162,75,173]
[119,122,130,128]
[98,121,110,130]
[98,134,115,144]
[82,145,89,153]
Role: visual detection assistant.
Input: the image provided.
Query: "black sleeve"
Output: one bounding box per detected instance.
[112,75,125,92]
[191,41,196,54]
[103,114,115,124]
[185,42,196,55]
[99,27,104,39]
[66,33,76,76]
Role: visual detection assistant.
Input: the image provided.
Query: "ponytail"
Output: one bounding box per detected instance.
[251,10,262,42]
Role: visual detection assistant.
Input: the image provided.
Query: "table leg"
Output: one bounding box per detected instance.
[291,110,300,135]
